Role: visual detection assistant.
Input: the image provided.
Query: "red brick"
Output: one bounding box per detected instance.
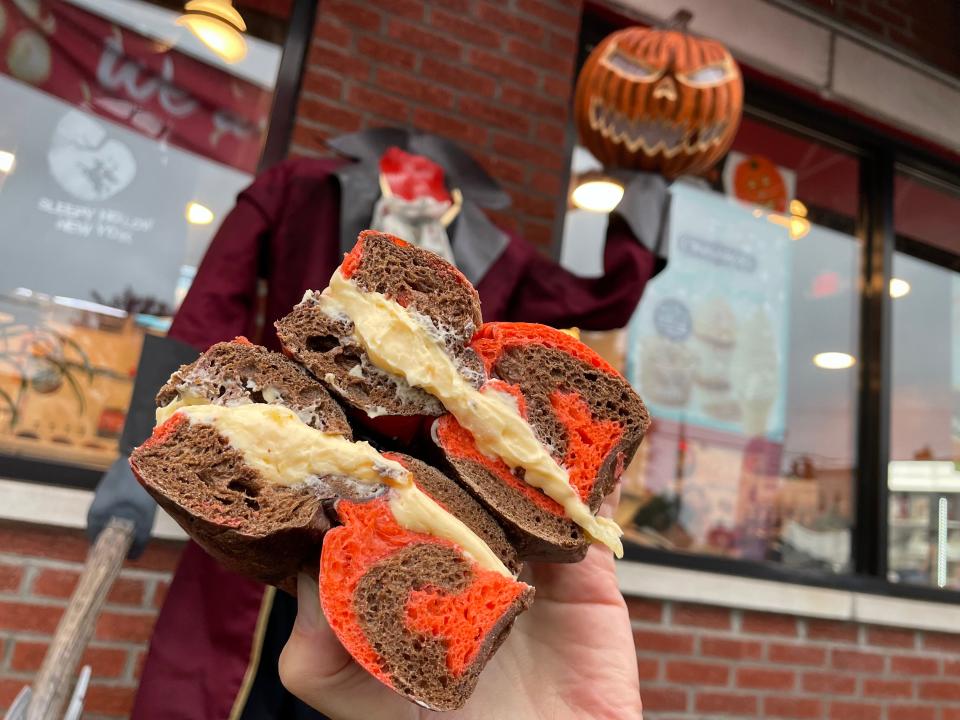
[377,69,455,109]
[512,190,555,219]
[863,678,912,698]
[887,706,937,720]
[697,692,757,716]
[134,649,147,679]
[0,522,89,562]
[891,655,939,675]
[515,0,580,31]
[666,660,729,685]
[94,611,156,644]
[107,577,145,606]
[290,124,331,155]
[506,38,573,75]
[459,97,531,134]
[387,20,461,59]
[127,540,184,573]
[0,679,26,709]
[803,671,857,695]
[10,641,46,671]
[302,69,344,100]
[501,85,567,118]
[923,631,960,652]
[918,680,960,700]
[412,108,487,147]
[829,701,882,720]
[0,601,63,633]
[768,642,827,666]
[32,568,79,598]
[421,58,496,97]
[530,170,563,196]
[632,629,694,655]
[356,35,417,71]
[764,696,822,719]
[736,667,795,691]
[487,209,517,231]
[943,709,960,720]
[670,603,731,630]
[323,0,382,32]
[153,580,170,609]
[491,134,564,170]
[432,0,470,12]
[548,29,578,57]
[806,618,859,642]
[298,99,363,132]
[347,86,409,121]
[313,18,351,49]
[741,611,797,636]
[431,9,501,48]
[638,687,686,712]
[0,563,23,592]
[480,155,526,186]
[309,45,372,80]
[831,648,885,673]
[364,0,423,21]
[542,73,572,98]
[82,646,129,679]
[476,3,545,42]
[83,685,136,716]
[944,659,960,676]
[521,220,552,248]
[866,625,916,648]
[536,119,566,147]
[467,49,538,87]
[865,0,910,27]
[700,636,762,660]
[636,658,658,680]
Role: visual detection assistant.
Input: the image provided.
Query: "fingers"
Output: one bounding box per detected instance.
[278,573,410,720]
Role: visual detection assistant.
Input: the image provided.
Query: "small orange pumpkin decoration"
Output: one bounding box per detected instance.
[732,154,788,211]
[573,11,743,179]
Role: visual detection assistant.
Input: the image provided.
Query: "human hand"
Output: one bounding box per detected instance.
[279,496,642,720]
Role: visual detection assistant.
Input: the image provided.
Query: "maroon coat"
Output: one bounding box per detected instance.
[132,157,655,719]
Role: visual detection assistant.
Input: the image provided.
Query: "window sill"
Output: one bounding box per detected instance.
[0,477,186,541]
[617,557,960,633]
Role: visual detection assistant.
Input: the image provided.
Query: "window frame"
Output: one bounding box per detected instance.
[615,68,960,604]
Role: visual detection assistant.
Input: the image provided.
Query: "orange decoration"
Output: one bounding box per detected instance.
[732,154,788,211]
[573,11,743,178]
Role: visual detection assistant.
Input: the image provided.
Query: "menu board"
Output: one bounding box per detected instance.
[625,182,791,443]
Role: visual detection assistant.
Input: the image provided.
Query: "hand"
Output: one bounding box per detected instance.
[279,495,642,720]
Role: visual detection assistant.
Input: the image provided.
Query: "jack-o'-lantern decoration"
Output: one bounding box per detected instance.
[573,11,743,178]
[731,154,787,211]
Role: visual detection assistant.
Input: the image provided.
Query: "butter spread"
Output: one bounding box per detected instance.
[171,403,512,577]
[156,393,214,425]
[320,271,624,557]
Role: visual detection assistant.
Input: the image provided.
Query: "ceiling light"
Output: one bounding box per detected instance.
[789,199,808,217]
[177,0,247,63]
[889,278,911,299]
[186,202,214,225]
[0,151,14,174]
[813,352,856,370]
[571,177,624,212]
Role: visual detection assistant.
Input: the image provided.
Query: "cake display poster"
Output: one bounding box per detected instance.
[625,182,791,442]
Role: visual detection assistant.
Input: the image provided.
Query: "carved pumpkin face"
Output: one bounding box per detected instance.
[732,155,787,211]
[574,25,743,178]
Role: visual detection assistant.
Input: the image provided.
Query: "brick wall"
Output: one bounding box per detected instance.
[626,595,960,719]
[0,521,183,720]
[797,0,960,76]
[289,0,583,249]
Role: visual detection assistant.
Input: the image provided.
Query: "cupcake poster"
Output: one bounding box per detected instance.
[625,182,790,442]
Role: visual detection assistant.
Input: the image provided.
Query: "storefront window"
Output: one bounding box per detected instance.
[0,0,289,476]
[567,116,861,572]
[887,171,960,588]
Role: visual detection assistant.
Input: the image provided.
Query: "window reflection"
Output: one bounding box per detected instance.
[569,117,860,572]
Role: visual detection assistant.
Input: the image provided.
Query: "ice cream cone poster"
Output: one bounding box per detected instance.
[625,181,790,442]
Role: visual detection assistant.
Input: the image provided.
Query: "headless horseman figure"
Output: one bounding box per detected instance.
[88,129,669,719]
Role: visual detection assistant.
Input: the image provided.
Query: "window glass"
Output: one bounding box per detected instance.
[888,171,960,588]
[566,117,861,572]
[0,0,289,476]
